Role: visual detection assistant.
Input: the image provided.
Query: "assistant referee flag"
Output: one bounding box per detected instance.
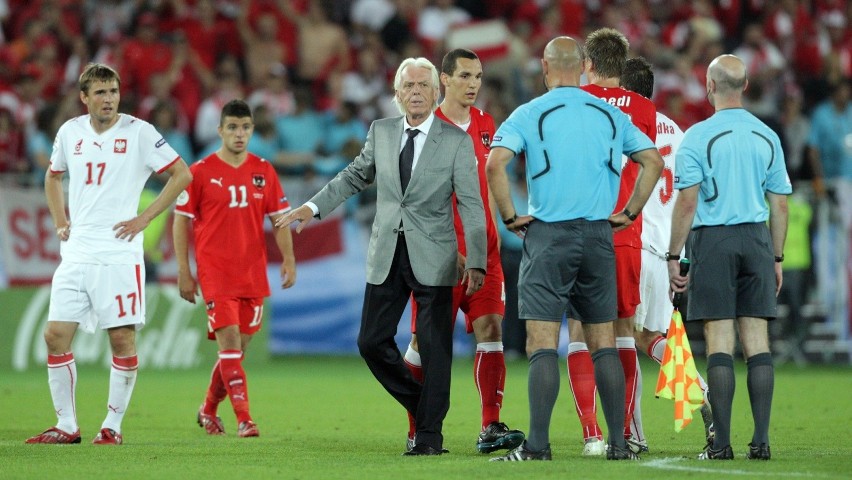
[655,259,704,431]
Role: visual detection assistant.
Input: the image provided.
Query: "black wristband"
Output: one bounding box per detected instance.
[623,208,638,221]
[502,214,517,225]
[665,252,680,262]
[775,255,784,263]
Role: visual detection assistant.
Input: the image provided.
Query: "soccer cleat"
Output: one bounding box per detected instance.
[746,442,771,460]
[238,420,259,438]
[403,444,445,456]
[607,443,640,460]
[490,441,552,461]
[626,434,649,454]
[583,437,606,456]
[698,444,734,460]
[25,427,81,444]
[406,435,415,452]
[476,421,525,453]
[92,428,123,445]
[197,405,225,435]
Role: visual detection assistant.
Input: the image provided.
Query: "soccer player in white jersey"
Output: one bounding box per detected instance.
[620,57,713,452]
[26,63,192,445]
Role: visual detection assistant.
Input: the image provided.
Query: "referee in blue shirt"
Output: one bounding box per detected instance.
[486,36,663,461]
[668,54,792,461]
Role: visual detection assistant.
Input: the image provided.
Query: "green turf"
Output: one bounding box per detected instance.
[2,356,850,479]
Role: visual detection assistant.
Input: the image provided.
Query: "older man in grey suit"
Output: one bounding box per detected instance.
[277,57,486,456]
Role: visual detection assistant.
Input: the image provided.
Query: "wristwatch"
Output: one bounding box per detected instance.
[665,252,680,262]
[622,208,638,221]
[503,214,518,225]
[774,254,784,263]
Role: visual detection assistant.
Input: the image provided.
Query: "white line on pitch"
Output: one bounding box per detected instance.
[642,457,825,477]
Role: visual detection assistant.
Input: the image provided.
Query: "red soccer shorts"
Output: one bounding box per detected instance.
[204,297,264,340]
[615,245,641,319]
[411,263,505,334]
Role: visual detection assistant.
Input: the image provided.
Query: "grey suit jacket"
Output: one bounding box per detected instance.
[310,115,486,286]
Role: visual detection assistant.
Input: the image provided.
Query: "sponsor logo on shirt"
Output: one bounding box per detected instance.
[114,139,127,153]
[93,141,103,150]
[210,177,223,187]
[155,137,166,148]
[252,174,266,190]
[74,139,83,155]
[493,135,501,142]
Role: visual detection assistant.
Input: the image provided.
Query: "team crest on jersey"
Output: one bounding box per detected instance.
[252,174,266,190]
[114,139,127,153]
[480,131,491,149]
[74,139,83,155]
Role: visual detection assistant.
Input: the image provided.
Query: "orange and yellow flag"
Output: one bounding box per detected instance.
[655,307,705,432]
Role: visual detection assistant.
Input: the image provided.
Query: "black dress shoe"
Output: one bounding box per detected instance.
[403,444,446,456]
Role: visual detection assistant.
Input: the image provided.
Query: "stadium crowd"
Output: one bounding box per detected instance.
[0,0,849,360]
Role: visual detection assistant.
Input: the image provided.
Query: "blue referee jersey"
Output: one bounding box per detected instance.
[675,109,792,227]
[492,87,655,223]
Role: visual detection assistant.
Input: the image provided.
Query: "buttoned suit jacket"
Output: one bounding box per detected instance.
[309,115,486,286]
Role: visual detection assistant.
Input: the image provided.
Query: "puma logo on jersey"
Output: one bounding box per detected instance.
[210,177,223,187]
[114,139,127,153]
[93,141,103,150]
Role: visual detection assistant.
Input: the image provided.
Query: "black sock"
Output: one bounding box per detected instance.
[526,349,559,452]
[746,352,774,446]
[707,352,735,449]
[591,347,626,448]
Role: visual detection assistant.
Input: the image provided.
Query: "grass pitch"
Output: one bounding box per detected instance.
[2,356,850,479]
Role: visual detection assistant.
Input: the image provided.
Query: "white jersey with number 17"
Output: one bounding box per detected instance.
[49,114,180,264]
[640,112,684,258]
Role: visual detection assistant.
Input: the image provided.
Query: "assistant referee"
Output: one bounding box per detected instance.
[667,54,792,461]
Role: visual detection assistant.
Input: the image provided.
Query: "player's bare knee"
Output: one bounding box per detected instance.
[43,325,73,354]
[473,316,502,343]
[107,326,137,357]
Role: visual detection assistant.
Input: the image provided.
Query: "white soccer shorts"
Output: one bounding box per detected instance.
[634,249,674,334]
[48,262,146,333]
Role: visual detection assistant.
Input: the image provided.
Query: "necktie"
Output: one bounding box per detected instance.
[399,128,419,193]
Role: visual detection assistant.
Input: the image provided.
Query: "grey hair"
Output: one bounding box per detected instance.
[391,57,440,115]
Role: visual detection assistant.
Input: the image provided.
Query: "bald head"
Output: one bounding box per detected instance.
[544,37,584,72]
[541,36,584,89]
[707,54,747,95]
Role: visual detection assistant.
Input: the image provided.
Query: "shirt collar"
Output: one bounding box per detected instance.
[403,112,435,135]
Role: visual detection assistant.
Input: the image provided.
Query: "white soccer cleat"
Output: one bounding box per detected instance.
[583,437,606,456]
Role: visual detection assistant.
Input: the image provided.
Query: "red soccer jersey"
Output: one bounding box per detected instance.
[435,106,501,268]
[175,152,290,298]
[581,84,657,248]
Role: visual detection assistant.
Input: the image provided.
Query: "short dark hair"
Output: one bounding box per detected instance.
[621,57,654,99]
[79,63,121,94]
[584,28,629,79]
[220,99,252,126]
[441,48,479,76]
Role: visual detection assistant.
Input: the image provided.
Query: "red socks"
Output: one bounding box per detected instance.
[474,344,505,429]
[219,350,251,424]
[567,343,602,440]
